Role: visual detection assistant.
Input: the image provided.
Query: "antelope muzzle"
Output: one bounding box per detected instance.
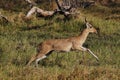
[96,27,100,37]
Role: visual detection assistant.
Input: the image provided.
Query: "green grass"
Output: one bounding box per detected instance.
[0,5,120,80]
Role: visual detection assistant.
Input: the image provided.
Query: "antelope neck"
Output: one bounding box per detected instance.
[79,29,90,42]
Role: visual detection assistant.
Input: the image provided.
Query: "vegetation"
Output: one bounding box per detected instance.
[0,1,120,80]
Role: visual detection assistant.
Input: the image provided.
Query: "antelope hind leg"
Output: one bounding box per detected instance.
[27,54,36,66]
[35,55,47,67]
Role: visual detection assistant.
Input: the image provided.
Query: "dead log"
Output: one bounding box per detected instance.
[55,0,73,13]
[0,12,9,23]
[25,0,37,7]
[26,6,58,18]
[25,0,79,19]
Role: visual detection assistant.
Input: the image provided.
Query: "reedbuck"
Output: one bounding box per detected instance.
[27,19,100,67]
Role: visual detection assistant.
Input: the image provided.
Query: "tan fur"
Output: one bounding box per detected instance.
[27,21,99,67]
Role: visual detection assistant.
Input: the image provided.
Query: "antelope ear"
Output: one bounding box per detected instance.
[85,18,89,28]
[86,23,89,28]
[85,17,87,23]
[84,17,90,28]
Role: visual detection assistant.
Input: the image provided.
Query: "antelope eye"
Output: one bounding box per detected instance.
[89,26,92,28]
[88,24,92,28]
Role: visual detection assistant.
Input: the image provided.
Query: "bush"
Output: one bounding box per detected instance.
[95,0,117,6]
[0,0,27,12]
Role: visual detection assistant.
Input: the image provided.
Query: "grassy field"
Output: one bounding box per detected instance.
[0,4,120,80]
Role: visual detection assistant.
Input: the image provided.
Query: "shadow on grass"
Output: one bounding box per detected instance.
[0,48,3,60]
[78,59,100,66]
[12,57,100,68]
[20,22,53,31]
[38,57,68,68]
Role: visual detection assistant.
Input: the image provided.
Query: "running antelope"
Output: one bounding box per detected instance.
[27,19,99,67]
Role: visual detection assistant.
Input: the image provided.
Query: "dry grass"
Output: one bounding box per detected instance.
[0,2,120,80]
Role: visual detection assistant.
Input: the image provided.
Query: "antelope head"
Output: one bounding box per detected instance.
[85,18,100,36]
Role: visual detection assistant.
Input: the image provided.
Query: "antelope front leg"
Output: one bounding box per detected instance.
[78,46,99,61]
[87,49,99,61]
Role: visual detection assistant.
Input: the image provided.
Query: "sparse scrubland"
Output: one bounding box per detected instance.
[0,1,120,80]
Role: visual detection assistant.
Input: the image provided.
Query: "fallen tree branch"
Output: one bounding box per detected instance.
[0,12,9,23]
[25,0,79,19]
[26,6,58,18]
[55,0,73,11]
[25,0,37,7]
[55,0,73,17]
